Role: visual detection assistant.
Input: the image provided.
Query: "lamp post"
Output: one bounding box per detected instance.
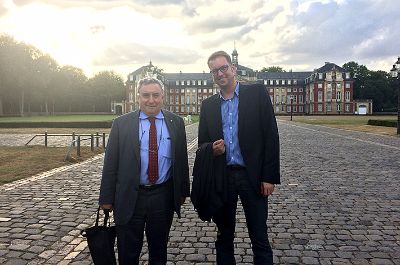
[290,95,294,121]
[390,57,400,135]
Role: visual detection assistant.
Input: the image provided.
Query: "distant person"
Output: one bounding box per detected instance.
[196,51,280,264]
[99,77,190,265]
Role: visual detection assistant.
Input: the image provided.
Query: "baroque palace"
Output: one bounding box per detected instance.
[115,49,369,116]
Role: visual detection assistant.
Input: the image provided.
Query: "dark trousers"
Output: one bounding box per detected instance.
[116,182,174,265]
[213,168,273,265]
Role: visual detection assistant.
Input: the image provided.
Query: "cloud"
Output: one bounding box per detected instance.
[90,25,105,34]
[186,14,249,34]
[266,0,400,69]
[94,42,201,67]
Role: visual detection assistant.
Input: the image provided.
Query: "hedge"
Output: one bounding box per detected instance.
[0,121,113,128]
[367,119,397,127]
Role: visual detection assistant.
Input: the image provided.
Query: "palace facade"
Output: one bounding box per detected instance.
[121,49,357,115]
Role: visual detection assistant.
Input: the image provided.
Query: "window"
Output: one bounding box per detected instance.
[337,104,341,111]
[181,80,184,85]
[187,106,190,113]
[198,80,201,85]
[275,96,279,103]
[345,104,350,112]
[293,106,297,112]
[192,95,196,103]
[203,80,207,85]
[181,106,185,112]
[318,83,323,89]
[345,91,350,102]
[208,89,213,93]
[287,106,291,112]
[293,80,297,85]
[276,106,279,112]
[175,106,179,112]
[287,88,291,92]
[264,80,268,85]
[287,96,291,103]
[327,91,332,101]
[299,95,303,103]
[336,91,341,101]
[319,73,323,79]
[282,80,285,85]
[175,96,178,104]
[186,89,190,93]
[318,104,323,112]
[294,95,297,103]
[299,88,303,92]
[345,83,350,88]
[186,80,190,85]
[346,72,350,79]
[276,80,279,85]
[186,96,190,104]
[170,96,173,103]
[192,80,196,85]
[281,95,285,103]
[326,104,331,112]
[288,80,291,85]
[318,91,323,102]
[129,92,133,102]
[337,83,341,89]
[293,88,297,92]
[299,106,303,112]
[176,80,179,85]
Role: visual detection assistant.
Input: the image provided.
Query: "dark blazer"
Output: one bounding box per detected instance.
[198,83,280,193]
[99,109,190,225]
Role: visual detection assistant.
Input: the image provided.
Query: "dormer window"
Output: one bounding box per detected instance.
[318,73,323,79]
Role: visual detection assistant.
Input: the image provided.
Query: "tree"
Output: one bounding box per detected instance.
[87,71,125,112]
[260,66,285,72]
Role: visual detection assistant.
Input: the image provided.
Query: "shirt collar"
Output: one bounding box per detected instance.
[219,81,239,100]
[139,111,164,120]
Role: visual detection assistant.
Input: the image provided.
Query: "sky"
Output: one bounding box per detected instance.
[0,0,399,79]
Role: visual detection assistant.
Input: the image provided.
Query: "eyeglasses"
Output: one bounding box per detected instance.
[210,64,230,76]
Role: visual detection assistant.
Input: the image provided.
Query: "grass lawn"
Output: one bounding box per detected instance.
[0,114,117,123]
[0,146,103,185]
[277,115,398,136]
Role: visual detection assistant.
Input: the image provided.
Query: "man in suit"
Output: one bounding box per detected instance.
[198,51,280,264]
[99,77,190,265]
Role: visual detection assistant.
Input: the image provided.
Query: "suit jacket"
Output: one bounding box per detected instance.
[99,109,190,225]
[198,83,280,193]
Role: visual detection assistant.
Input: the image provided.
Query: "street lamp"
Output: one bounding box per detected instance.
[290,95,294,121]
[390,57,400,135]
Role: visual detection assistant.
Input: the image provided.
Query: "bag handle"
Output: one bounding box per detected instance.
[95,206,111,227]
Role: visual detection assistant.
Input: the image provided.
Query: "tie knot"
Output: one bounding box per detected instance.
[148,117,156,123]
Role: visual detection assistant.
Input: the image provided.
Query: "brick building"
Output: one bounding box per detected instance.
[121,50,354,115]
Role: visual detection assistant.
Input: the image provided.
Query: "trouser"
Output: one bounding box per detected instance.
[116,181,174,265]
[213,167,273,265]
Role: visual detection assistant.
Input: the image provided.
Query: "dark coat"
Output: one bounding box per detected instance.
[191,143,226,222]
[198,83,280,194]
[99,110,190,225]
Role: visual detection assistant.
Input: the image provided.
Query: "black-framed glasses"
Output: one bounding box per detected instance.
[210,64,230,76]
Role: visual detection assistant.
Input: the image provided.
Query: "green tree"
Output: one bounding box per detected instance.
[260,66,285,72]
[87,71,125,112]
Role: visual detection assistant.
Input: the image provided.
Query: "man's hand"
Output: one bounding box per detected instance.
[100,204,113,212]
[212,139,225,156]
[261,182,275,197]
[180,197,186,205]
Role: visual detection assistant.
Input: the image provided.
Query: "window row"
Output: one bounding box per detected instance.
[175,80,208,86]
[169,88,214,94]
[263,79,299,86]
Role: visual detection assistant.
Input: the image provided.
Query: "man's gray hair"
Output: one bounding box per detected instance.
[137,77,164,92]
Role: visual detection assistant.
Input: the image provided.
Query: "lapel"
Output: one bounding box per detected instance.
[210,95,224,139]
[131,111,140,162]
[163,110,176,159]
[238,83,245,140]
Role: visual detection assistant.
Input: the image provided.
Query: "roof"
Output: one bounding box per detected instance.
[257,71,312,79]
[163,72,213,80]
[316,62,346,73]
[237,64,254,72]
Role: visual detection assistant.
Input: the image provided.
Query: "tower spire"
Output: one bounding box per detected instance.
[232,41,238,66]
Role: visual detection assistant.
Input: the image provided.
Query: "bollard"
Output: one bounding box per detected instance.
[102,133,106,149]
[96,132,99,147]
[77,135,81,157]
[91,134,94,152]
[45,131,48,147]
[72,132,76,147]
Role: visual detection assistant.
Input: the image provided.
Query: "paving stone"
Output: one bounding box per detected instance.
[0,123,399,264]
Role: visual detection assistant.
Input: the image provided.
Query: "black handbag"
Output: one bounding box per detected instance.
[81,207,117,265]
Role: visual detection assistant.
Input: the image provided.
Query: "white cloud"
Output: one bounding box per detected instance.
[1,0,399,78]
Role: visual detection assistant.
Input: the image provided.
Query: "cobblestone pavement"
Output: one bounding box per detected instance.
[0,121,399,265]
